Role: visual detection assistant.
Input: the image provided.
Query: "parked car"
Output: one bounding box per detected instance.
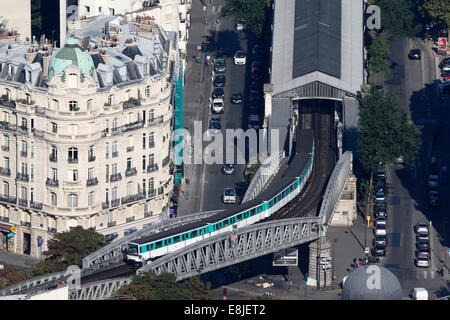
[250,81,262,93]
[428,190,440,208]
[208,117,221,135]
[236,23,246,31]
[214,58,226,73]
[249,91,262,103]
[415,253,430,268]
[231,92,242,104]
[248,114,260,129]
[428,174,439,188]
[375,223,386,236]
[373,243,386,256]
[375,216,387,226]
[408,48,421,60]
[411,288,429,300]
[222,188,237,204]
[222,164,235,175]
[373,234,387,246]
[374,206,387,218]
[417,241,431,255]
[212,87,224,99]
[213,75,226,87]
[233,50,246,65]
[252,44,264,61]
[375,191,386,202]
[439,56,450,68]
[248,102,260,114]
[415,222,429,234]
[210,98,224,114]
[416,232,430,241]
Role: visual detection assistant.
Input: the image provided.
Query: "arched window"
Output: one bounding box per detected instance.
[68,147,78,163]
[69,101,78,111]
[68,73,77,88]
[68,194,78,208]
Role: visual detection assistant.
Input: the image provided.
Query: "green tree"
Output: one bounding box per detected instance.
[367,34,391,75]
[374,0,421,38]
[419,0,450,33]
[221,0,270,37]
[113,272,216,300]
[183,276,217,300]
[30,226,107,276]
[0,265,29,289]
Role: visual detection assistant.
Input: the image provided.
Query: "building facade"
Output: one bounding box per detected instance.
[0,16,178,258]
[0,0,32,43]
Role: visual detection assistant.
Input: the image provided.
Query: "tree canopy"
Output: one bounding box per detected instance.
[0,265,29,289]
[418,0,450,30]
[374,0,421,38]
[30,226,107,276]
[358,86,421,176]
[221,0,270,37]
[367,34,391,75]
[112,271,217,300]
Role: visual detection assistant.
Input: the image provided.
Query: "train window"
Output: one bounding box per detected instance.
[223,219,229,227]
[155,241,162,249]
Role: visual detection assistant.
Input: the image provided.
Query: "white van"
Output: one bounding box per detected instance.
[412,288,428,300]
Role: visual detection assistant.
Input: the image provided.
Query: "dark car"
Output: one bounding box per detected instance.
[208,117,221,134]
[252,44,264,61]
[231,92,242,104]
[375,206,387,218]
[439,56,450,68]
[428,190,440,208]
[250,81,262,93]
[373,243,386,256]
[373,234,387,246]
[222,164,235,175]
[249,91,262,103]
[213,75,226,87]
[249,102,260,113]
[214,58,226,73]
[417,242,431,254]
[212,87,224,99]
[408,49,421,60]
[251,68,262,81]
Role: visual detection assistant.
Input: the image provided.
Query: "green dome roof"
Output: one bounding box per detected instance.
[48,37,95,81]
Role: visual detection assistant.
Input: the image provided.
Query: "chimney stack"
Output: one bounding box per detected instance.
[7,45,13,56]
[43,52,51,79]
[26,48,37,62]
[100,50,109,64]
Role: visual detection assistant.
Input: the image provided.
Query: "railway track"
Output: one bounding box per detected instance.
[271,99,336,220]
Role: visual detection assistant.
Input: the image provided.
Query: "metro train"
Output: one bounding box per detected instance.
[124,130,314,266]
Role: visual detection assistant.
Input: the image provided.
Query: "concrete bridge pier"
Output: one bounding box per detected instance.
[306,238,333,288]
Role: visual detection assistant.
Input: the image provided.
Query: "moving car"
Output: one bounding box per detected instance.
[408,49,421,60]
[233,50,246,65]
[210,98,224,114]
[248,114,260,129]
[222,164,235,175]
[222,188,237,204]
[231,92,242,104]
[415,222,429,234]
[213,75,226,87]
[415,253,430,268]
[212,87,224,99]
[214,58,226,73]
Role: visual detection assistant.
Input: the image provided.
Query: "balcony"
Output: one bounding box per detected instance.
[121,192,145,205]
[147,164,159,173]
[31,128,44,138]
[112,151,118,158]
[88,155,96,162]
[67,158,78,164]
[20,151,27,157]
[30,201,43,210]
[20,221,31,228]
[18,126,28,135]
[48,227,57,233]
[86,177,98,187]
[148,116,164,128]
[35,106,45,115]
[46,178,59,187]
[111,199,120,207]
[18,199,28,207]
[149,141,155,148]
[108,221,117,227]
[123,120,144,133]
[102,201,109,210]
[0,195,16,205]
[16,173,29,182]
[0,167,10,176]
[0,216,9,222]
[126,146,134,152]
[110,173,122,182]
[125,167,137,177]
[148,189,156,198]
[158,187,164,195]
[126,216,135,223]
[122,98,141,110]
[1,145,9,151]
[49,154,57,162]
[110,127,121,136]
[0,122,16,133]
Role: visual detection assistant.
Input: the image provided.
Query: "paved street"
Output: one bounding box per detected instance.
[178,0,259,215]
[371,37,450,297]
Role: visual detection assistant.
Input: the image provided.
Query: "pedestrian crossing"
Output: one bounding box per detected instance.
[389,268,439,280]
